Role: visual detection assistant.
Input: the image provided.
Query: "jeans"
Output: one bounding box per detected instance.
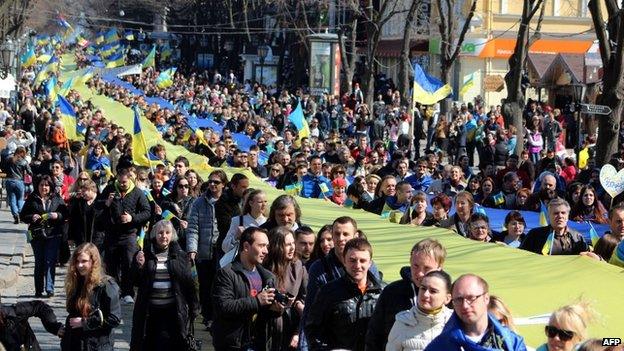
[5,179,24,217]
[31,236,61,294]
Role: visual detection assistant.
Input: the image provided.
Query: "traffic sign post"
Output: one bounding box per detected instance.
[581,104,612,115]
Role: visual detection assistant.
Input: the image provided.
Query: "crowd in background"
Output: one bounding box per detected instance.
[0,36,622,351]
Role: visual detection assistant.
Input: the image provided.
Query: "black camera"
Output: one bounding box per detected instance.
[274,291,293,305]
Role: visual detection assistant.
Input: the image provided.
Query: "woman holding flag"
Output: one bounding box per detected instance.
[130,220,198,350]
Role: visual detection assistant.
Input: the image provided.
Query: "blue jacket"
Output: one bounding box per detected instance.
[424,312,527,351]
[300,173,333,199]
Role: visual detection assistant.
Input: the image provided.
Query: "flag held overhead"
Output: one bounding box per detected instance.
[412,63,452,105]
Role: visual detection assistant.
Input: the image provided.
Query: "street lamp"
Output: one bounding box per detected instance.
[0,39,15,80]
[257,44,268,85]
[572,83,585,166]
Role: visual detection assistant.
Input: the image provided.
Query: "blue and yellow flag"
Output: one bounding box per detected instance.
[539,202,549,227]
[459,72,476,97]
[45,77,58,105]
[284,182,303,196]
[58,95,78,140]
[105,52,125,68]
[541,232,555,255]
[58,77,76,97]
[412,63,452,105]
[156,67,176,89]
[160,46,173,61]
[95,32,104,45]
[104,28,119,43]
[161,210,176,221]
[137,228,146,249]
[288,99,310,143]
[142,45,156,68]
[609,240,624,268]
[493,192,505,206]
[132,106,163,167]
[21,46,36,68]
[588,222,601,247]
[123,30,135,41]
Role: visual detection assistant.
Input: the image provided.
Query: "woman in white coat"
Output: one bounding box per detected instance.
[386,270,454,351]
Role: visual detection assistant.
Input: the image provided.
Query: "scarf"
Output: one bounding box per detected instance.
[115,179,136,196]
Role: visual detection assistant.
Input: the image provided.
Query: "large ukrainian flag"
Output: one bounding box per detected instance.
[412,63,452,105]
[58,95,78,140]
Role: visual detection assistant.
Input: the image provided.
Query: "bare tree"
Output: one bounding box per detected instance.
[398,0,423,105]
[501,0,545,156]
[589,0,624,166]
[435,0,477,112]
[361,0,406,106]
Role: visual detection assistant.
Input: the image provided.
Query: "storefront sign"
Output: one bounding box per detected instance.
[483,75,505,92]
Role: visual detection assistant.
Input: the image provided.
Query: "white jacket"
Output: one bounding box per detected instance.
[385,306,453,351]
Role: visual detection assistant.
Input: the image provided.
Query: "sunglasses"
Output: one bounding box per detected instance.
[208,180,222,185]
[78,178,89,181]
[545,326,574,341]
[178,184,190,189]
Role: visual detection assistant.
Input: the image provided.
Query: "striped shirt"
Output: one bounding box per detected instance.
[150,250,175,306]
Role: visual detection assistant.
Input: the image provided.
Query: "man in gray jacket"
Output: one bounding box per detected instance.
[187,182,220,328]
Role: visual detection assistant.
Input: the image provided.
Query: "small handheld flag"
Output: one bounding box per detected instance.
[541,231,555,255]
[161,210,176,221]
[539,202,549,227]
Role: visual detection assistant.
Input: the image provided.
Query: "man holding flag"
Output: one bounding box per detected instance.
[98,168,151,304]
[520,198,589,255]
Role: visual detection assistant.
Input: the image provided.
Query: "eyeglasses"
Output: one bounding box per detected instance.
[208,180,222,185]
[451,293,485,306]
[545,326,574,341]
[78,177,89,181]
[470,225,489,231]
[178,184,190,189]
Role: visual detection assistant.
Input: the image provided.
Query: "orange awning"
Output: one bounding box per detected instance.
[479,38,594,58]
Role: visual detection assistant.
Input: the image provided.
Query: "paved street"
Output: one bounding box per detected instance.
[0,208,214,350]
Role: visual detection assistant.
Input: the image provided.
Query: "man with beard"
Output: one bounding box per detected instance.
[525,173,562,212]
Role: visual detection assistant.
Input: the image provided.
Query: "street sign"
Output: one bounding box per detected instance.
[581,104,612,115]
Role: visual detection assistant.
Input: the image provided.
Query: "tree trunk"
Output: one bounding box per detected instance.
[399,0,421,106]
[364,31,381,107]
[502,0,543,156]
[589,0,624,166]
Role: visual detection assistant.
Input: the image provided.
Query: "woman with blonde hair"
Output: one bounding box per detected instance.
[537,300,597,351]
[488,295,517,332]
[220,189,269,266]
[61,243,121,350]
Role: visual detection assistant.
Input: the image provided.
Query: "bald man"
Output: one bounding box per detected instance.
[425,274,527,351]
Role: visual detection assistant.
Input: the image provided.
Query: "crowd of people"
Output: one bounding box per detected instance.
[0,34,622,351]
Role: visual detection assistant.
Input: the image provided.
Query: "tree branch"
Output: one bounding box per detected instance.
[449,0,477,63]
[588,0,611,68]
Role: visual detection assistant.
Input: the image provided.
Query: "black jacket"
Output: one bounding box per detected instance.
[61,279,122,351]
[520,225,588,255]
[20,193,68,240]
[215,188,243,254]
[98,184,151,241]
[130,240,199,351]
[68,198,107,247]
[305,272,385,351]
[0,301,63,351]
[365,267,415,351]
[211,260,277,351]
